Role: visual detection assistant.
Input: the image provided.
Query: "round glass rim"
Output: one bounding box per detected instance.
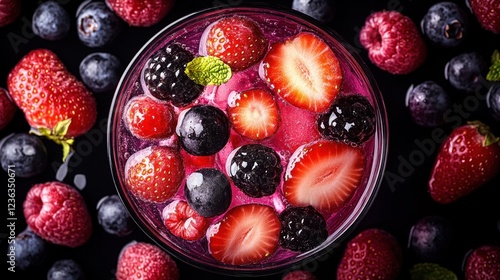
[107,3,389,277]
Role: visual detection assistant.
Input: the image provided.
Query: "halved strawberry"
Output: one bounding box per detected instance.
[283,140,365,213]
[207,204,281,265]
[162,200,208,241]
[227,89,280,140]
[261,32,342,113]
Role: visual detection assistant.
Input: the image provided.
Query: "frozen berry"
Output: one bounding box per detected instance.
[487,83,500,121]
[279,206,328,252]
[317,94,375,144]
[12,228,48,270]
[77,1,121,47]
[292,0,334,23]
[409,215,454,262]
[405,81,451,127]
[176,105,230,156]
[47,259,85,280]
[32,1,70,40]
[79,52,122,93]
[421,2,469,48]
[143,43,204,107]
[97,195,134,237]
[227,144,283,198]
[0,133,47,178]
[185,168,231,217]
[445,52,487,92]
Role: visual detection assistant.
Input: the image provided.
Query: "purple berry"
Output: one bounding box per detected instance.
[409,215,454,262]
[0,133,47,178]
[79,52,122,93]
[185,168,232,217]
[97,195,134,237]
[421,2,469,48]
[12,228,48,270]
[486,83,500,121]
[76,1,121,48]
[32,1,70,40]
[406,81,451,127]
[292,0,335,23]
[47,259,86,280]
[445,52,487,92]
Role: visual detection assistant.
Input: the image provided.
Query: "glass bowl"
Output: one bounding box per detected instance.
[108,4,388,276]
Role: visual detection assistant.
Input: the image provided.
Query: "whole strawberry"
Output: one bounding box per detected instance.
[0,0,21,27]
[337,228,403,280]
[23,181,93,247]
[106,0,174,27]
[282,270,317,280]
[359,10,427,74]
[428,121,500,204]
[464,245,500,279]
[467,0,500,34]
[116,242,179,280]
[0,87,16,130]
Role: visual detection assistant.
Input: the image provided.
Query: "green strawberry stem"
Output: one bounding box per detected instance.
[486,49,500,82]
[30,119,74,162]
[468,120,500,146]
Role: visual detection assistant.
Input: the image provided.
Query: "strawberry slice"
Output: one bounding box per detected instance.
[283,140,365,213]
[227,89,280,140]
[261,32,342,113]
[162,200,209,241]
[207,204,281,265]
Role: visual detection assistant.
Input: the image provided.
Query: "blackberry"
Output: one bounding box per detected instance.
[317,94,375,145]
[279,206,328,252]
[143,44,204,107]
[228,144,282,198]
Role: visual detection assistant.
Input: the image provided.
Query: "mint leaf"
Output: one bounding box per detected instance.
[410,263,457,280]
[491,49,500,64]
[185,56,232,86]
[487,49,500,82]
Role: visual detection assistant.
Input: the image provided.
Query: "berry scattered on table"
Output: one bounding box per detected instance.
[317,94,376,144]
[23,181,93,247]
[464,245,500,280]
[278,206,328,252]
[184,168,231,217]
[207,204,281,265]
[359,10,427,74]
[292,0,334,23]
[143,43,204,107]
[282,270,317,280]
[467,0,500,34]
[76,1,122,48]
[445,52,487,93]
[0,87,16,131]
[47,259,86,280]
[96,194,134,237]
[116,242,179,280]
[261,32,342,113]
[428,121,500,204]
[405,81,451,127]
[421,2,469,48]
[409,215,454,262]
[12,228,48,270]
[336,228,403,280]
[79,52,122,93]
[0,133,47,178]
[32,1,70,41]
[125,146,184,203]
[0,0,21,27]
[106,0,175,27]
[162,199,209,241]
[486,83,500,121]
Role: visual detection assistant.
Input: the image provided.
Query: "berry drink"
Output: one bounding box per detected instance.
[108,5,388,275]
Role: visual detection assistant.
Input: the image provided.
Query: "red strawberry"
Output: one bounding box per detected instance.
[207,204,281,265]
[204,16,268,71]
[283,140,365,213]
[261,32,342,113]
[0,0,21,27]
[125,146,184,203]
[465,245,500,280]
[359,10,427,74]
[467,0,500,34]
[105,0,174,27]
[162,200,208,241]
[123,95,176,140]
[428,121,500,204]
[23,181,92,247]
[227,88,280,140]
[116,241,179,280]
[336,228,403,280]
[282,270,317,280]
[0,87,16,130]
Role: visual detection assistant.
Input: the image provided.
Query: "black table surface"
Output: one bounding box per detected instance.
[1,0,499,279]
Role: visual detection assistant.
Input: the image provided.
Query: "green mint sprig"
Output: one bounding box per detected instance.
[185,56,232,86]
[486,49,500,82]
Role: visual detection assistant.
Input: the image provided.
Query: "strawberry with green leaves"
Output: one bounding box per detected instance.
[7,49,97,160]
[428,121,500,204]
[486,49,500,82]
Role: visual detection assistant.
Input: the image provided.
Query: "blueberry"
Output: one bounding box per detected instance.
[292,0,334,23]
[0,133,47,178]
[12,228,48,270]
[486,83,500,121]
[32,1,70,40]
[79,52,122,93]
[185,168,232,217]
[409,215,454,262]
[97,195,134,237]
[176,105,230,156]
[47,259,86,280]
[421,2,469,48]
[406,81,451,127]
[445,52,487,92]
[76,1,121,47]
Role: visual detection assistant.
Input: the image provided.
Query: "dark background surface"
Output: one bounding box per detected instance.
[1,0,499,279]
